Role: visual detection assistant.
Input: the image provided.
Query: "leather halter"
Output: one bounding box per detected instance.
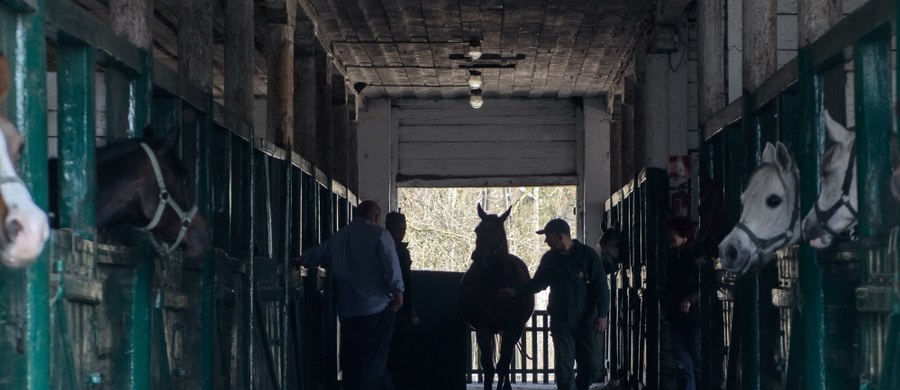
[813,143,857,237]
[734,168,800,261]
[138,142,197,254]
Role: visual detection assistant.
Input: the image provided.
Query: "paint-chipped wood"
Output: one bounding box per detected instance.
[742,0,777,90]
[178,0,213,92]
[225,0,255,123]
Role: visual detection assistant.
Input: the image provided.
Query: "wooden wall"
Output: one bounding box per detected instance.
[394,98,578,186]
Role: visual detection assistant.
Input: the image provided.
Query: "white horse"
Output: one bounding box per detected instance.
[801,111,857,248]
[0,53,49,267]
[719,142,800,274]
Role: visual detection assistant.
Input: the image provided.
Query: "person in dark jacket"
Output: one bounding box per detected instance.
[665,215,701,390]
[384,211,419,390]
[500,218,609,390]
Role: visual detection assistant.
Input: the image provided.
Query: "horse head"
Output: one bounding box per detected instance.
[719,141,800,274]
[0,53,49,267]
[598,220,623,273]
[96,125,210,258]
[802,110,857,248]
[471,203,511,264]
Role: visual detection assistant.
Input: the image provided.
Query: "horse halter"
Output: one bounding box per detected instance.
[813,143,857,237]
[734,169,800,260]
[138,142,197,254]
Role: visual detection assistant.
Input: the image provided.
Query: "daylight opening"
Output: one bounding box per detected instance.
[398,186,578,311]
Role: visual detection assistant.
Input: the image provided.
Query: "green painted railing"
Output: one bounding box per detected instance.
[702,0,899,388]
[0,0,357,389]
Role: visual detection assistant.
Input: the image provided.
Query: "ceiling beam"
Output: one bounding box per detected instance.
[655,0,690,24]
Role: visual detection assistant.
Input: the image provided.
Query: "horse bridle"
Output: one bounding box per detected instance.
[733,168,800,260]
[138,142,197,254]
[813,143,857,237]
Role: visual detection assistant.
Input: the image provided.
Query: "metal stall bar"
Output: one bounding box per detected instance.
[244,133,257,389]
[854,23,893,389]
[0,0,50,389]
[189,101,215,389]
[739,93,762,389]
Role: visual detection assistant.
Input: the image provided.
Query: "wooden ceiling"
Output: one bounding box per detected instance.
[73,0,659,101]
[305,0,656,99]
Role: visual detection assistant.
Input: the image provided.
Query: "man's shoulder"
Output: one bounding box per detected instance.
[573,240,600,257]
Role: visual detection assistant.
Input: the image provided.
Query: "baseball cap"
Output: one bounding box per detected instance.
[536,218,571,235]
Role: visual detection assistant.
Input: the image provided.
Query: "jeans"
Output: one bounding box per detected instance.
[340,309,396,390]
[670,319,701,390]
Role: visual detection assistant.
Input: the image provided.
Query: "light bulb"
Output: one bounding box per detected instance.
[469,94,484,109]
[468,74,483,90]
[468,43,482,60]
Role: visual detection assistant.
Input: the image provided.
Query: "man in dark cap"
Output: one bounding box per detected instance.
[500,218,610,390]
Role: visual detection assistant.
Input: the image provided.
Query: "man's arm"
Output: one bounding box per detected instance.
[299,240,332,268]
[500,255,553,299]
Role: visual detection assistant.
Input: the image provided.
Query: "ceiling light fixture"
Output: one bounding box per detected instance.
[469,89,484,109]
[467,41,482,60]
[467,71,483,90]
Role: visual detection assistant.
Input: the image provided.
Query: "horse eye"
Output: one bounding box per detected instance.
[766,194,782,208]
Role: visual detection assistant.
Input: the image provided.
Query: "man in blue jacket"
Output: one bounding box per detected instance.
[301,200,404,390]
[501,218,610,390]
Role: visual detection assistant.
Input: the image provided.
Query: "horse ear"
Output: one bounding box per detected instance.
[143,125,180,152]
[499,206,511,222]
[761,142,777,164]
[824,109,854,146]
[477,203,487,219]
[774,142,794,173]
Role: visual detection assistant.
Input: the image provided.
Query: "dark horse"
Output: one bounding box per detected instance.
[51,125,210,257]
[458,204,534,390]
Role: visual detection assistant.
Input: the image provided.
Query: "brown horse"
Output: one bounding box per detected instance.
[0,52,49,267]
[458,204,534,390]
[94,126,210,257]
[50,124,211,257]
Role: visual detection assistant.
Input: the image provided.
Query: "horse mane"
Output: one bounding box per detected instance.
[97,137,142,164]
[97,136,191,178]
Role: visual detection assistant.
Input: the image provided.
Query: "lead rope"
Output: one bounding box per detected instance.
[138,142,197,254]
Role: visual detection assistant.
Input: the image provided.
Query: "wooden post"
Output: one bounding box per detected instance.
[610,95,623,190]
[316,49,334,177]
[332,75,349,186]
[798,0,841,46]
[224,0,254,124]
[267,24,295,148]
[742,0,776,90]
[622,76,637,181]
[698,0,725,123]
[110,0,153,49]
[294,19,318,160]
[178,0,213,91]
[349,120,359,194]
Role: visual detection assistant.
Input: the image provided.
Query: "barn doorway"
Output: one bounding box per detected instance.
[397,186,577,386]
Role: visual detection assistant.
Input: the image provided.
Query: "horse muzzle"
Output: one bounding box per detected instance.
[1,206,49,267]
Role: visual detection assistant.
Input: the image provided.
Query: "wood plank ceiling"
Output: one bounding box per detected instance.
[73,0,656,101]
[308,0,656,99]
